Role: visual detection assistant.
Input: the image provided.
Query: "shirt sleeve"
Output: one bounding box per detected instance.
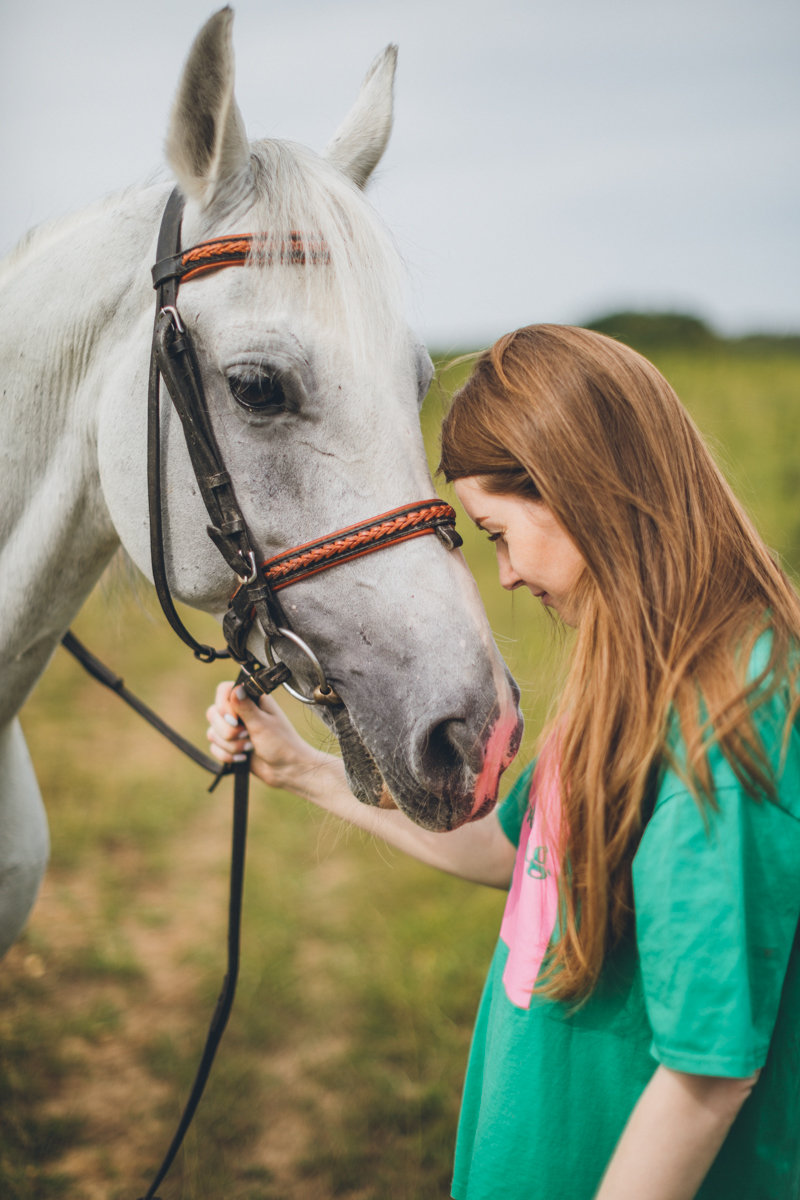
[633,767,800,1077]
[496,761,536,847]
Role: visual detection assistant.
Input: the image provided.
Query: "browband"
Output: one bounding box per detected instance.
[152,232,330,288]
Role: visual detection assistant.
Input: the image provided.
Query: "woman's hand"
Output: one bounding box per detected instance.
[206,682,337,795]
[205,682,516,889]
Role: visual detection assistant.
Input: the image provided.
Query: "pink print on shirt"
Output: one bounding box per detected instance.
[499,748,563,1010]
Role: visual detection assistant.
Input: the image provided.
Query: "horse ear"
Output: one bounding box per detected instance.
[323,46,397,189]
[165,7,251,208]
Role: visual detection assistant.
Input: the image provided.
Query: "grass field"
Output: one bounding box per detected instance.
[3,349,799,1199]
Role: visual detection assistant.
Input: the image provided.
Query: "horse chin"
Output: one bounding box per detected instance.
[388,782,500,833]
[312,677,525,829]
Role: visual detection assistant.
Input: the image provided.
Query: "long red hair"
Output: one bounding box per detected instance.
[440,325,800,1000]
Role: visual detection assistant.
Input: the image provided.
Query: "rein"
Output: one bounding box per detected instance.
[62,187,460,1198]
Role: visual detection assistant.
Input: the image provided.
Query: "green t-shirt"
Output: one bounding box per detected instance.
[453,641,800,1200]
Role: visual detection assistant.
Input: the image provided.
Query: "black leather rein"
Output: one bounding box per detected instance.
[59,187,461,1199]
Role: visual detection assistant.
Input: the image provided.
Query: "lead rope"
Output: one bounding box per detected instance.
[61,631,226,780]
[138,757,250,1200]
[59,630,247,1199]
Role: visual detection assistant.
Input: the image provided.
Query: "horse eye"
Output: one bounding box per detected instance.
[228,371,287,413]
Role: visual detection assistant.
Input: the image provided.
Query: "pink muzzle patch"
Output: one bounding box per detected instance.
[469,706,522,818]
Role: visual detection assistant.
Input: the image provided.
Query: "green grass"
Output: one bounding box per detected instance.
[2,349,799,1197]
[653,354,800,573]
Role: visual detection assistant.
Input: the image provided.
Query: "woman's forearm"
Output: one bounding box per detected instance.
[263,750,515,889]
[207,683,517,888]
[594,1065,758,1200]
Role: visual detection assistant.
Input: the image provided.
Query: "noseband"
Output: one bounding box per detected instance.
[149,187,460,704]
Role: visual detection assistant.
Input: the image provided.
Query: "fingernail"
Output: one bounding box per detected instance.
[224,713,240,728]
[233,753,248,762]
[243,741,253,752]
[234,686,246,701]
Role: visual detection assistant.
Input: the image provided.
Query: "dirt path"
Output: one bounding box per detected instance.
[4,608,472,1200]
[4,783,348,1200]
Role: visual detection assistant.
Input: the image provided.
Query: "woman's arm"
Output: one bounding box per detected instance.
[594,1065,758,1200]
[206,682,517,889]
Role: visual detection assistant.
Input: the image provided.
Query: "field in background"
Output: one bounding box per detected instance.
[2,349,799,1199]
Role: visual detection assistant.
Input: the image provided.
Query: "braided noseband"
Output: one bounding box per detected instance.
[262,501,460,591]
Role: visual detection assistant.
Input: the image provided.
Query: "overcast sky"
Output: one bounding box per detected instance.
[2,0,798,346]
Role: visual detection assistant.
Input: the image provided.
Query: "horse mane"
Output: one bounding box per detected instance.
[0,186,141,288]
[0,140,409,370]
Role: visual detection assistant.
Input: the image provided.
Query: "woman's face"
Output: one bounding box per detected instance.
[454,477,586,625]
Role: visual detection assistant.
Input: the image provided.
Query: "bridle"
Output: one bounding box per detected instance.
[97,186,460,1196]
[148,187,460,703]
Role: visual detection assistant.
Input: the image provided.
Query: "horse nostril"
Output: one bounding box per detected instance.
[423,719,465,778]
[416,717,483,797]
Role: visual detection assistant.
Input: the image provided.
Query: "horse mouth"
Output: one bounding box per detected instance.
[326,698,523,833]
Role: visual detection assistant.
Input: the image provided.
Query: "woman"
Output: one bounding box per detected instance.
[207,325,800,1199]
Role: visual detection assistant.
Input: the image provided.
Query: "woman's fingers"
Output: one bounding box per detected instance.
[208,739,236,764]
[214,679,237,716]
[207,679,320,792]
[206,681,252,760]
[256,691,283,716]
[206,718,252,756]
[229,685,292,735]
[206,703,242,743]
[229,684,269,721]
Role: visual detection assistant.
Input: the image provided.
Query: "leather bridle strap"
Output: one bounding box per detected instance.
[147,187,461,689]
[62,631,224,778]
[147,190,232,663]
[262,500,460,591]
[149,191,291,669]
[151,230,329,286]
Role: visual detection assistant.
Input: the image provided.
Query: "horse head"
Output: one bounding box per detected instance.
[100,8,523,831]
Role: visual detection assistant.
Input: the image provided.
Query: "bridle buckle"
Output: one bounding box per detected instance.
[159,304,185,333]
[235,550,258,586]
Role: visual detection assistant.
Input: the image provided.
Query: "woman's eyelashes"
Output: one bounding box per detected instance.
[487,531,504,544]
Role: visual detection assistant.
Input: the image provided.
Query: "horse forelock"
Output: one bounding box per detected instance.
[211,139,409,370]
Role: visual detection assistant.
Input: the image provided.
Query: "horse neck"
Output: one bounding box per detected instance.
[0,185,168,714]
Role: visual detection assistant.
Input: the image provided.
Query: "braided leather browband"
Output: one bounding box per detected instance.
[152,232,330,288]
[262,500,460,592]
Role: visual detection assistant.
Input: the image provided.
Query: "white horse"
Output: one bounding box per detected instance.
[0,8,522,958]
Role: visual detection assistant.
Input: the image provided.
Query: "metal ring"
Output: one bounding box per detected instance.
[160,304,185,333]
[267,627,339,706]
[236,550,257,586]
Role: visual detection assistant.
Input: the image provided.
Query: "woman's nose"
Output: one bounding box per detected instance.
[496,547,523,591]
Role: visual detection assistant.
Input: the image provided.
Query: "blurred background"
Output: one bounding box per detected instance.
[2,2,799,1198]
